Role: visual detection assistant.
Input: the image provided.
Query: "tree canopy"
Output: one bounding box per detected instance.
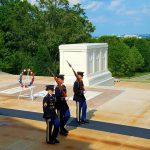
[90,36,149,77]
[0,0,95,75]
[0,0,150,77]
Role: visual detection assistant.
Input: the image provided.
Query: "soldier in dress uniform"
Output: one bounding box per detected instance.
[43,85,60,144]
[73,72,89,124]
[55,75,70,136]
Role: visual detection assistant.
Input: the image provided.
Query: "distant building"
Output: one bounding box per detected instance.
[118,34,150,39]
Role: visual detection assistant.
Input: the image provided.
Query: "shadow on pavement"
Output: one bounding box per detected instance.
[0,116,92,150]
[0,108,150,140]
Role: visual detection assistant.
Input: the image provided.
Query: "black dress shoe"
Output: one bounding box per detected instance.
[47,140,55,144]
[63,128,69,133]
[60,130,68,136]
[54,139,60,144]
[80,120,85,124]
[83,120,89,123]
[77,121,81,125]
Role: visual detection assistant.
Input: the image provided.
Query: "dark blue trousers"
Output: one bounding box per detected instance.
[76,100,87,122]
[46,116,59,143]
[58,109,70,131]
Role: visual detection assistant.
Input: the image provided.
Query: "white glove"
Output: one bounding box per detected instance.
[65,97,69,101]
[47,119,51,122]
[83,91,86,94]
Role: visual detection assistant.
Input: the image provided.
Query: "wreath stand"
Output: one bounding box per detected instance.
[18,69,35,101]
[18,86,34,101]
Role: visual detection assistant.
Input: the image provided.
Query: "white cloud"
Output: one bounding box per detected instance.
[119,6,150,17]
[108,0,122,10]
[29,0,81,5]
[90,16,108,24]
[107,0,150,17]
[68,0,80,5]
[107,0,138,17]
[83,1,104,11]
[124,10,138,16]
[142,5,150,16]
[28,0,80,5]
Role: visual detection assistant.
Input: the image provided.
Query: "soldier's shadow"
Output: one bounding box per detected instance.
[67,109,97,131]
[1,114,93,150]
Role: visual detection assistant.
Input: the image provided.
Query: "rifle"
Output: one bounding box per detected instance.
[47,68,67,97]
[66,60,85,91]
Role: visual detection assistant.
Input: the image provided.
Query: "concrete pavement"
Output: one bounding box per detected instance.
[0,74,150,150]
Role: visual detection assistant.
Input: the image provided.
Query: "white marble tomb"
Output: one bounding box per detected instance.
[59,43,114,86]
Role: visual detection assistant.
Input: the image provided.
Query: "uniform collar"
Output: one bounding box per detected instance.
[48,94,52,97]
[57,83,64,86]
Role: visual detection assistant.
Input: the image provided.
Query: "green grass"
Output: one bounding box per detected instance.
[118,72,150,83]
[133,72,150,77]
[119,80,150,83]
[119,72,150,80]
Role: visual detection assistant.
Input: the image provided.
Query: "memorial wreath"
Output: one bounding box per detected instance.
[19,68,34,88]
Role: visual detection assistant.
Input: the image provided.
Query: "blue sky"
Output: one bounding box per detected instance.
[29,0,150,36]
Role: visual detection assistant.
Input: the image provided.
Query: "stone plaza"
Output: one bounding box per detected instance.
[0,72,150,150]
